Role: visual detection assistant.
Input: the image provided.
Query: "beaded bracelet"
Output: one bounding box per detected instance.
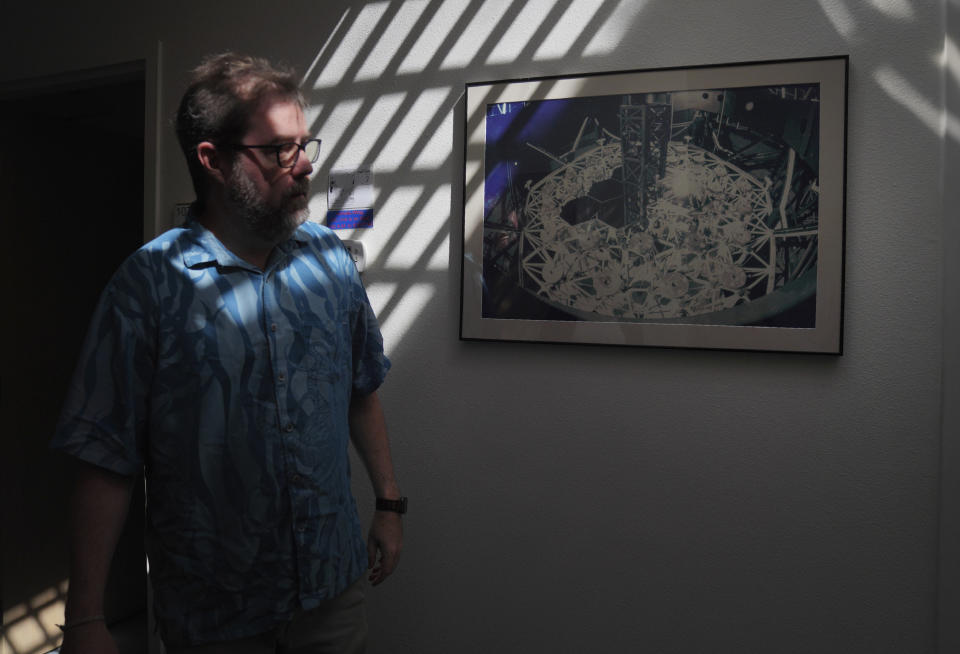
[56,615,106,631]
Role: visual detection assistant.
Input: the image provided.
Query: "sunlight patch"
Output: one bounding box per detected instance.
[313,3,390,89]
[816,0,856,38]
[2,580,68,654]
[866,0,914,21]
[375,88,452,171]
[413,102,455,171]
[331,93,408,171]
[583,0,650,57]
[302,9,351,85]
[397,0,464,75]
[385,184,452,270]
[875,65,960,142]
[440,0,502,70]
[364,185,426,264]
[485,1,553,66]
[315,98,364,168]
[355,1,429,82]
[365,281,398,316]
[533,0,601,61]
[874,65,940,135]
[942,37,960,88]
[303,104,324,135]
[379,282,438,349]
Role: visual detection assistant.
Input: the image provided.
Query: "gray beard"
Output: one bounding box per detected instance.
[226,163,310,243]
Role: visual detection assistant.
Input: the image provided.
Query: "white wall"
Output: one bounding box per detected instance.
[2,1,955,652]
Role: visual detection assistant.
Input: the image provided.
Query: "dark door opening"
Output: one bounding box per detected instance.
[1,67,147,654]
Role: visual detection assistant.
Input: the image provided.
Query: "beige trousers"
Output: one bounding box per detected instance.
[165,579,367,654]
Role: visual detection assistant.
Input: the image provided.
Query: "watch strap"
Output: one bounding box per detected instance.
[375,496,408,514]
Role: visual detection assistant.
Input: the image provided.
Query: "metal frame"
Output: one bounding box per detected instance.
[460,56,848,353]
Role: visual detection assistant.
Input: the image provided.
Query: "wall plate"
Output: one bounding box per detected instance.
[342,239,366,273]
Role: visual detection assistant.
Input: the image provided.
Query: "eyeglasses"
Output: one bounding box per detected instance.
[227,138,322,168]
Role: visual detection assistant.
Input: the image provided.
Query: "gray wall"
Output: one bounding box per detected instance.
[2,1,956,653]
[940,0,960,652]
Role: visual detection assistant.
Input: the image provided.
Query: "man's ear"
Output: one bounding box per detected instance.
[196,141,228,184]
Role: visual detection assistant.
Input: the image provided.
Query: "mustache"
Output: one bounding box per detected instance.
[288,179,310,197]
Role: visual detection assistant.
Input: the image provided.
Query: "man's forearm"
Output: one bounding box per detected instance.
[64,461,135,622]
[348,390,401,498]
[349,390,403,585]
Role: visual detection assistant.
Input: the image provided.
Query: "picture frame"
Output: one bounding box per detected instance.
[460,56,848,353]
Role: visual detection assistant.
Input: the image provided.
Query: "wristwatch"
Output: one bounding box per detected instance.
[375,497,408,514]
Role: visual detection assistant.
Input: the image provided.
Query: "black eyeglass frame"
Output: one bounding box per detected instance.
[225,138,322,168]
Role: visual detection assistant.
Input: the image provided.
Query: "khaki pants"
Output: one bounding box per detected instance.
[165,579,367,654]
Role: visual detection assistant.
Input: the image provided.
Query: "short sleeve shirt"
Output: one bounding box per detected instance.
[51,219,390,646]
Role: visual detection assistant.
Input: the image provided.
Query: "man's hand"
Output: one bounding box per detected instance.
[350,391,404,586]
[367,510,403,586]
[59,620,119,654]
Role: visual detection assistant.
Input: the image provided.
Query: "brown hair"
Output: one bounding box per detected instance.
[175,53,305,211]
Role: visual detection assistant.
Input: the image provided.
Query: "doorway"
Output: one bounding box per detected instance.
[1,65,148,654]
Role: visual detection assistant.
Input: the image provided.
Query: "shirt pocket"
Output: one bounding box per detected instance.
[298,319,348,387]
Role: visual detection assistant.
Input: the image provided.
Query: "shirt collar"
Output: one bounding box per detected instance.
[181,214,310,271]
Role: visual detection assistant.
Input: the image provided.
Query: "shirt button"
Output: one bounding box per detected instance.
[270,323,278,332]
[285,423,295,433]
[277,372,286,382]
[291,473,302,483]
[296,524,306,533]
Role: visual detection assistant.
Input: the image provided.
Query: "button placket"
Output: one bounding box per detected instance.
[263,282,291,431]
[263,279,304,543]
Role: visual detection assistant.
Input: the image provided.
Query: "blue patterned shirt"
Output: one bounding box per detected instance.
[51,218,390,646]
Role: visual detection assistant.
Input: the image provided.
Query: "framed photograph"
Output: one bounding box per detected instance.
[460,56,848,353]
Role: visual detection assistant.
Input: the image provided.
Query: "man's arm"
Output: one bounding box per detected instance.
[58,461,134,654]
[348,390,402,586]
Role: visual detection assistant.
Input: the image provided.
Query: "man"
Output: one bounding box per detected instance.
[52,53,404,653]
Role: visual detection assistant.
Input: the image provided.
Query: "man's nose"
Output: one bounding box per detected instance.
[292,149,313,177]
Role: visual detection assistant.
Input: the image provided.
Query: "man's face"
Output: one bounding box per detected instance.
[225,98,313,243]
